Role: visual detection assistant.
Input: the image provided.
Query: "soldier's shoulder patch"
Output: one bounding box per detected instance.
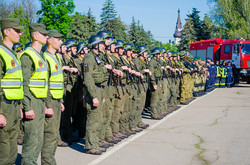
[84,63,89,73]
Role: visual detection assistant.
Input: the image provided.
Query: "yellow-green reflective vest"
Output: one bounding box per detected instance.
[0,45,24,100]
[44,52,64,99]
[220,67,227,78]
[20,47,48,98]
[216,66,221,77]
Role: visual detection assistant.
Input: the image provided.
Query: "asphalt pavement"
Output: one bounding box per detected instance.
[17,83,250,165]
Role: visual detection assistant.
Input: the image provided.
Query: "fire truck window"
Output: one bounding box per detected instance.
[233,44,238,53]
[241,44,250,55]
[224,45,231,54]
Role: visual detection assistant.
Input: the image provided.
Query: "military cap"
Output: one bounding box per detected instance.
[48,29,63,38]
[193,57,198,61]
[29,23,49,34]
[0,18,24,30]
[197,56,201,59]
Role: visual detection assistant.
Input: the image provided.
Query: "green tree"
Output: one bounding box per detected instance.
[100,0,117,30]
[162,43,179,52]
[10,6,31,45]
[187,8,203,40]
[37,0,75,37]
[128,17,155,48]
[200,14,215,40]
[68,9,99,42]
[209,0,250,39]
[128,17,139,45]
[179,18,196,51]
[108,16,129,42]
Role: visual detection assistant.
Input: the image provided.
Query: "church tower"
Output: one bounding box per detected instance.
[173,9,183,44]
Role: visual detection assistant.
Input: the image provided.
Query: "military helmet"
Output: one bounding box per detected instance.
[115,39,125,49]
[132,45,138,53]
[109,37,116,45]
[64,39,78,49]
[77,42,88,54]
[24,42,33,50]
[124,43,133,51]
[161,48,167,54]
[97,30,112,39]
[12,43,23,52]
[151,47,162,55]
[171,52,179,57]
[88,34,105,48]
[137,45,147,55]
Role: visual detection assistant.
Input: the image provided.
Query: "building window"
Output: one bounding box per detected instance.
[224,45,231,54]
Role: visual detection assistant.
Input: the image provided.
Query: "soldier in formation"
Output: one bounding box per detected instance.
[0,18,226,164]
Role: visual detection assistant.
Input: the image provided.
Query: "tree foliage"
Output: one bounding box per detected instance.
[128,17,156,49]
[0,0,36,43]
[200,14,215,40]
[68,9,99,42]
[179,18,196,51]
[187,8,202,40]
[107,16,129,42]
[37,0,75,37]
[209,0,250,39]
[10,6,31,45]
[100,0,117,30]
[162,43,179,52]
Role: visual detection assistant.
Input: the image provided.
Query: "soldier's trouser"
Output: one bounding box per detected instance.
[175,77,181,97]
[119,85,132,133]
[220,77,226,87]
[60,84,74,140]
[187,74,193,98]
[193,74,200,93]
[180,74,188,103]
[161,78,169,111]
[227,75,232,87]
[129,84,138,129]
[0,100,20,165]
[21,98,45,165]
[168,79,177,107]
[189,75,195,98]
[157,80,165,114]
[150,84,160,118]
[41,99,61,165]
[73,86,86,137]
[215,77,220,87]
[18,119,24,138]
[111,86,125,132]
[99,86,114,140]
[135,83,148,126]
[85,87,104,150]
[105,93,115,137]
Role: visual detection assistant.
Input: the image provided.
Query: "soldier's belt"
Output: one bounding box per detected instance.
[95,84,105,88]
[2,97,20,106]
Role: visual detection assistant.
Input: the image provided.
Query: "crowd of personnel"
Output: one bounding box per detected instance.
[0,18,235,164]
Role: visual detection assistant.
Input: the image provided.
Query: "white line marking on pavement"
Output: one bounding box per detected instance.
[88,90,216,165]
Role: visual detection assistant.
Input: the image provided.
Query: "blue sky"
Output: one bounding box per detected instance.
[35,0,211,43]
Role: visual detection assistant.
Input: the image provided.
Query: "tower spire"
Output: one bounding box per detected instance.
[173,8,183,44]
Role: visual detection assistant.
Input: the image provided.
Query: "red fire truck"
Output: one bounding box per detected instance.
[190,38,250,83]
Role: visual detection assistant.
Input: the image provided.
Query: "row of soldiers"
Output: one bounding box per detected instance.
[0,17,218,164]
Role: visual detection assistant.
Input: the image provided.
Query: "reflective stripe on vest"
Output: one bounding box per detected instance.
[216,66,221,77]
[0,45,24,100]
[220,68,227,78]
[20,47,48,98]
[44,52,64,99]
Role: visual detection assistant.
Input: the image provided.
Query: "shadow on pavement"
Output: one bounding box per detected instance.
[69,138,86,153]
